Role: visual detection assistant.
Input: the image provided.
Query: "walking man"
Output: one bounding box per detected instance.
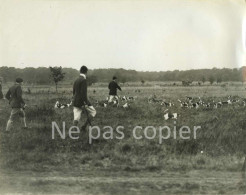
[73,66,96,130]
[108,76,122,103]
[5,78,27,131]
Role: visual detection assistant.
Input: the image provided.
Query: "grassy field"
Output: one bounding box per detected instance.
[0,81,246,194]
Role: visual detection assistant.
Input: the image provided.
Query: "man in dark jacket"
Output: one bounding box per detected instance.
[5,78,27,131]
[108,76,122,102]
[73,66,96,129]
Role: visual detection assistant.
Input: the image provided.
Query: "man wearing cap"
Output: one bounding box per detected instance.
[5,78,27,131]
[73,66,96,130]
[108,76,122,103]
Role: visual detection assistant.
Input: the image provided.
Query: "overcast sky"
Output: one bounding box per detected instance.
[0,0,246,71]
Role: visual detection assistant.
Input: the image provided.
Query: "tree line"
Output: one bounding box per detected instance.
[0,66,245,85]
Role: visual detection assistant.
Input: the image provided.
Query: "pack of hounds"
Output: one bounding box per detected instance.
[148,95,244,109]
[148,95,245,120]
[54,94,245,121]
[95,95,136,108]
[54,95,136,110]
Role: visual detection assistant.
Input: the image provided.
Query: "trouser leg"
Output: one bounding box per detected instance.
[81,115,92,130]
[108,95,114,103]
[22,116,27,127]
[81,119,89,129]
[6,109,16,131]
[83,116,93,127]
[6,119,13,131]
[81,106,96,130]
[20,109,27,128]
[73,107,82,126]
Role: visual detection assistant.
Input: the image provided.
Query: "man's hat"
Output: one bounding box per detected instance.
[113,76,117,80]
[16,78,23,83]
[80,66,88,73]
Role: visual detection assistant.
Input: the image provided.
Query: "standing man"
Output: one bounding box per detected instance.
[5,78,27,131]
[108,76,122,103]
[73,66,96,130]
[0,80,3,99]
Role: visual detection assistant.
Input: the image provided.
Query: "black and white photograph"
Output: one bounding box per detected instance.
[0,0,246,194]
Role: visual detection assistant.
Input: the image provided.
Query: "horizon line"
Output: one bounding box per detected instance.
[1,65,245,73]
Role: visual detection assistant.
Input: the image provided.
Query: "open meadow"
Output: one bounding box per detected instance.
[0,81,246,194]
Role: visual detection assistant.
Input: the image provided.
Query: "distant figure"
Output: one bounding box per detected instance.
[5,78,27,131]
[0,81,3,99]
[108,76,122,103]
[73,66,96,130]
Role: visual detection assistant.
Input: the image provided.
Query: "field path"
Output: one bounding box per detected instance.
[0,169,245,194]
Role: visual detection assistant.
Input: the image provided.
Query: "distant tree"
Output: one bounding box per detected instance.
[216,76,222,84]
[241,66,246,84]
[121,77,127,85]
[209,76,215,85]
[49,66,65,92]
[202,76,206,84]
[87,75,98,86]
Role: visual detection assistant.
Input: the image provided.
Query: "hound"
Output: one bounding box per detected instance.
[54,101,61,108]
[226,96,239,104]
[221,100,232,105]
[242,99,246,106]
[54,101,72,109]
[164,113,178,120]
[202,103,211,108]
[231,99,240,103]
[198,97,204,104]
[122,103,130,108]
[113,99,119,107]
[161,101,174,107]
[186,96,193,101]
[191,102,200,109]
[127,96,132,100]
[178,99,189,108]
[121,96,127,101]
[214,102,222,109]
[95,100,108,108]
[127,96,136,101]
